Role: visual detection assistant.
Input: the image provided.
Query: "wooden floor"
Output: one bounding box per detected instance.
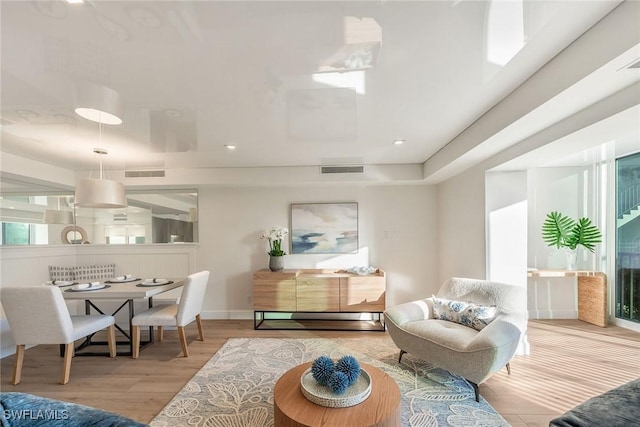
[1,319,639,426]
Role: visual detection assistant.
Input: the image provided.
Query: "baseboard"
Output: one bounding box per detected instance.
[201,310,253,320]
[528,309,578,319]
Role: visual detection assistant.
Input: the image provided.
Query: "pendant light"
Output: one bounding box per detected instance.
[74,82,127,209]
[42,196,74,224]
[75,148,127,208]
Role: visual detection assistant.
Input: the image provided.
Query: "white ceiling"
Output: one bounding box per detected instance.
[0,0,638,182]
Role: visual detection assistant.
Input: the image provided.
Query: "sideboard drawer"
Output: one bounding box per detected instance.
[253,278,296,311]
[340,276,386,312]
[296,277,340,312]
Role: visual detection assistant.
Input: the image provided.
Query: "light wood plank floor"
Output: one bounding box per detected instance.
[1,319,639,426]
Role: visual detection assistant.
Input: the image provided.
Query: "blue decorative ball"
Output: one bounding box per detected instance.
[328,371,349,395]
[336,355,361,386]
[311,356,335,386]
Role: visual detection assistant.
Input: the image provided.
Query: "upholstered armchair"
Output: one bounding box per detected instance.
[384,277,527,401]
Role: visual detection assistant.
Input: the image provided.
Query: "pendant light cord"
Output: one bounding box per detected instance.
[99,122,104,179]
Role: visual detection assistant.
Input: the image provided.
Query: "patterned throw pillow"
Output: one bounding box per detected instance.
[431,296,497,331]
[74,264,116,281]
[49,265,75,282]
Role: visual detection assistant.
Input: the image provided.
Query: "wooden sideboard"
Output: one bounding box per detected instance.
[253,268,386,331]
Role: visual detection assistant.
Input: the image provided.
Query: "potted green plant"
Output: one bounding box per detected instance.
[541,211,602,269]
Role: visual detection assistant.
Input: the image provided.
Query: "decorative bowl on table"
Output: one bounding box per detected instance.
[300,367,371,408]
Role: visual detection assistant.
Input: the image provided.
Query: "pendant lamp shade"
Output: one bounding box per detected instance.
[75,178,127,208]
[74,82,123,125]
[42,209,74,224]
[75,149,127,208]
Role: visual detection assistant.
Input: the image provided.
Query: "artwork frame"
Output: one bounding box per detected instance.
[290,202,358,254]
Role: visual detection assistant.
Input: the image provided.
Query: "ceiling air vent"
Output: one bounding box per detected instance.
[321,165,364,174]
[113,213,128,221]
[125,170,165,178]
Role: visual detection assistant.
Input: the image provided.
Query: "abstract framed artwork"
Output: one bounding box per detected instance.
[290,202,358,254]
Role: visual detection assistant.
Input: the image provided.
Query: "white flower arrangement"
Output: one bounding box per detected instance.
[260,226,289,256]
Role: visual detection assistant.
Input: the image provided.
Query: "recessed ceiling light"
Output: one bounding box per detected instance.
[225,144,237,150]
[66,0,85,4]
[392,139,405,145]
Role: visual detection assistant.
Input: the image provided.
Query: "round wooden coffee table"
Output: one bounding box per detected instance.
[274,362,401,427]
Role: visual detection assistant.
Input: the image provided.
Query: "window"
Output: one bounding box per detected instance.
[1,222,30,245]
[616,152,640,323]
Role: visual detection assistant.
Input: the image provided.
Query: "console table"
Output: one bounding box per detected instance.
[253,269,386,331]
[527,270,607,327]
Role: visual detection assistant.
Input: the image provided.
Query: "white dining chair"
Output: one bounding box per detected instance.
[131,270,210,358]
[1,286,116,385]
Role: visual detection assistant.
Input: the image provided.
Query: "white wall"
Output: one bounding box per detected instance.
[485,171,528,285]
[196,184,439,318]
[485,171,530,354]
[436,167,487,284]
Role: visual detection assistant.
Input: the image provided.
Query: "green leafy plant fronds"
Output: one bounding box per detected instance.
[541,211,602,252]
[567,217,602,252]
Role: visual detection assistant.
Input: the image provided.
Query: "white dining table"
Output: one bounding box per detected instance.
[61,278,185,356]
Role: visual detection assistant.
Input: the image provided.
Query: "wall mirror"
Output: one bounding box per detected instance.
[0,180,198,245]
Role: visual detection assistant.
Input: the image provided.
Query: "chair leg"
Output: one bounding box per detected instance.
[196,314,204,341]
[467,379,480,402]
[107,325,117,358]
[398,349,406,364]
[157,326,163,341]
[132,326,141,359]
[61,343,73,385]
[12,345,25,385]
[178,326,189,357]
[506,362,511,375]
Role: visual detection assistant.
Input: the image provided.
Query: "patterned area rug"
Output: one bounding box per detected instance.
[151,337,509,427]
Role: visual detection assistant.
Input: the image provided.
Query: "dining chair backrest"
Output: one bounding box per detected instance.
[1,286,74,344]
[176,270,210,327]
